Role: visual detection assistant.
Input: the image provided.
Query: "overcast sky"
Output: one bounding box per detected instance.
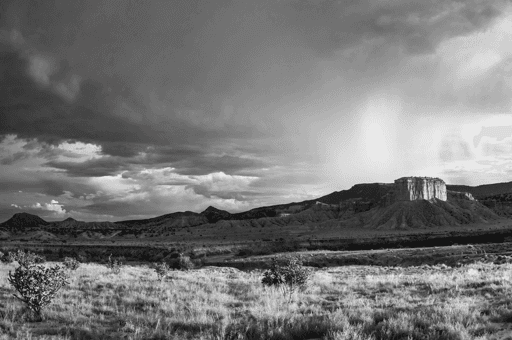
[1,0,512,222]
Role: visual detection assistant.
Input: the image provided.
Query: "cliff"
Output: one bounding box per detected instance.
[394,177,447,202]
[448,191,475,201]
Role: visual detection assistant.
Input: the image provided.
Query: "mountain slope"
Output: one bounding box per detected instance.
[49,218,129,230]
[116,211,208,228]
[316,183,395,205]
[0,212,49,233]
[362,198,499,229]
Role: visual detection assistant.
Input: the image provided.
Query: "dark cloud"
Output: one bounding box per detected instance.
[0,151,30,165]
[172,155,266,176]
[187,185,246,201]
[280,0,505,56]
[100,143,145,158]
[45,157,127,177]
[3,0,502,155]
[1,0,512,221]
[0,45,150,143]
[82,200,169,219]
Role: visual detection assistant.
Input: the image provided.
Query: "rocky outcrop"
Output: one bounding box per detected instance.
[394,177,447,202]
[448,191,475,201]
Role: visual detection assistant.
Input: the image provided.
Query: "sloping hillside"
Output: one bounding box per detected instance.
[361,197,499,229]
[50,218,130,230]
[116,211,208,228]
[316,183,395,205]
[0,212,49,233]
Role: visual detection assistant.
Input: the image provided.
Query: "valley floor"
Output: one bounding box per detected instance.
[1,260,512,339]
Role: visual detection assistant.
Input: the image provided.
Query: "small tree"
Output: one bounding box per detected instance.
[168,253,194,271]
[8,264,68,321]
[63,257,80,271]
[106,254,122,274]
[177,254,194,271]
[153,262,170,281]
[262,256,312,300]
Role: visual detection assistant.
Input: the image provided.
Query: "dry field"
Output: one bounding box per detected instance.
[1,260,512,339]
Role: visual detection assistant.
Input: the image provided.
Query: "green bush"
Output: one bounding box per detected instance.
[106,254,122,274]
[63,257,80,271]
[8,264,69,321]
[153,262,170,280]
[169,254,194,271]
[262,256,312,298]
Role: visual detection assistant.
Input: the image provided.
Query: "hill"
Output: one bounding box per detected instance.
[316,183,395,205]
[0,212,49,233]
[117,211,209,228]
[362,197,498,229]
[51,218,129,230]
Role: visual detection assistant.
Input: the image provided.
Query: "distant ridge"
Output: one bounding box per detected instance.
[1,178,510,239]
[315,183,394,205]
[116,211,208,228]
[447,181,512,199]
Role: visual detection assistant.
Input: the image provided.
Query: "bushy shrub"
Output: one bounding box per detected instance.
[262,256,312,298]
[8,250,45,267]
[106,254,122,274]
[63,257,80,271]
[8,264,68,321]
[177,254,194,270]
[153,262,170,280]
[169,254,194,271]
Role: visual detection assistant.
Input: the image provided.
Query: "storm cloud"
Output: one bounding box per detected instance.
[1,0,512,221]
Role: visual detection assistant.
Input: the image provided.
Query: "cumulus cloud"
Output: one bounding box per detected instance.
[30,200,66,217]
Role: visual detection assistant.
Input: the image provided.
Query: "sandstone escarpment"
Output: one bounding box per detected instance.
[394,177,447,202]
[448,191,475,201]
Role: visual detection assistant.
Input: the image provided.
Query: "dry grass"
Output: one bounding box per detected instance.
[0,261,511,339]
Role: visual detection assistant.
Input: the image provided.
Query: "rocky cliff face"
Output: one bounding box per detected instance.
[394,177,447,202]
[448,191,475,201]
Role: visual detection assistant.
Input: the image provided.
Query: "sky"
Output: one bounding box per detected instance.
[1,0,512,222]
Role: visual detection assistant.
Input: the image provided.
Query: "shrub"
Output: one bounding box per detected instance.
[169,254,194,271]
[177,254,194,271]
[8,250,45,267]
[63,257,80,271]
[153,262,170,280]
[262,256,312,299]
[106,254,122,274]
[8,264,69,321]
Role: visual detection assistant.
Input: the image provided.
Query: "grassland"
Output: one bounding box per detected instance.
[1,258,512,339]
